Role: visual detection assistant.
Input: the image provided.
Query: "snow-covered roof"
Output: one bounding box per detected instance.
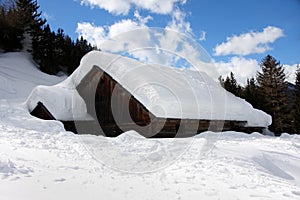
[26,51,271,127]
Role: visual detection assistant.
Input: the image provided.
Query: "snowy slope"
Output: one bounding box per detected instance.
[27,51,271,127]
[0,52,65,101]
[0,52,299,200]
[0,52,66,131]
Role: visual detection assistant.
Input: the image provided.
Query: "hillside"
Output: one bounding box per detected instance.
[0,52,299,200]
[0,52,65,100]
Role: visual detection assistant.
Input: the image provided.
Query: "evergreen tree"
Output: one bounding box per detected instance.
[293,65,300,133]
[219,72,243,97]
[54,28,65,66]
[0,1,23,51]
[33,24,58,74]
[61,35,75,69]
[67,36,94,74]
[1,0,95,75]
[15,0,45,32]
[257,55,292,135]
[15,0,45,52]
[243,78,263,109]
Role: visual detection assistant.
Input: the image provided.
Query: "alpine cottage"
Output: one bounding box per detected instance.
[27,51,271,137]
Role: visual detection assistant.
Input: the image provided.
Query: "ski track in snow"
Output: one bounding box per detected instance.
[0,52,300,200]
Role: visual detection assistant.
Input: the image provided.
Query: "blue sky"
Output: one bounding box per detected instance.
[38,0,300,84]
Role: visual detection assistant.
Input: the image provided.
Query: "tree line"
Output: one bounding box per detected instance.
[219,55,300,135]
[0,0,96,75]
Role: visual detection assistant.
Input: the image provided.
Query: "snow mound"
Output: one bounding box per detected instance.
[27,51,271,127]
[116,130,145,141]
[0,156,33,179]
[27,85,92,120]
[112,131,163,154]
[0,159,16,174]
[253,154,295,180]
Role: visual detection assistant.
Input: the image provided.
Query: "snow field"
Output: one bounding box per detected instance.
[0,118,300,200]
[0,52,299,200]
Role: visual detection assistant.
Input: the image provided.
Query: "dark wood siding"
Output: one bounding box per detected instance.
[75,66,153,136]
[31,102,55,120]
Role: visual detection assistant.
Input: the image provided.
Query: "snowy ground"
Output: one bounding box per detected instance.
[0,52,300,200]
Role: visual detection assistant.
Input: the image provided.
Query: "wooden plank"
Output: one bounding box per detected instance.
[30,102,55,120]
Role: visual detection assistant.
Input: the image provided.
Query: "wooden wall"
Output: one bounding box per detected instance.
[76,66,152,136]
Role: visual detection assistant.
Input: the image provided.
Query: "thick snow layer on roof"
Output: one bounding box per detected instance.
[27,85,92,120]
[27,51,271,127]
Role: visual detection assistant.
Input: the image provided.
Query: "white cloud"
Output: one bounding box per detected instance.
[199,31,206,41]
[284,64,299,84]
[181,0,187,4]
[80,0,130,15]
[214,57,260,86]
[75,8,197,65]
[108,19,143,38]
[76,11,151,48]
[214,26,284,56]
[80,0,183,15]
[77,19,220,79]
[166,9,192,34]
[75,2,222,79]
[43,12,55,21]
[76,22,106,48]
[77,0,193,48]
[133,10,153,25]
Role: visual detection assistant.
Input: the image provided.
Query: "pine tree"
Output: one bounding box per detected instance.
[66,36,94,74]
[54,28,65,66]
[15,0,45,52]
[15,0,45,31]
[33,24,59,74]
[257,55,291,135]
[244,78,263,109]
[293,65,300,133]
[0,1,23,51]
[62,35,74,69]
[219,72,243,97]
[1,0,96,75]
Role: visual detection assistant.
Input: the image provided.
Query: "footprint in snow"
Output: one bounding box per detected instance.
[54,178,66,182]
[292,191,300,196]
